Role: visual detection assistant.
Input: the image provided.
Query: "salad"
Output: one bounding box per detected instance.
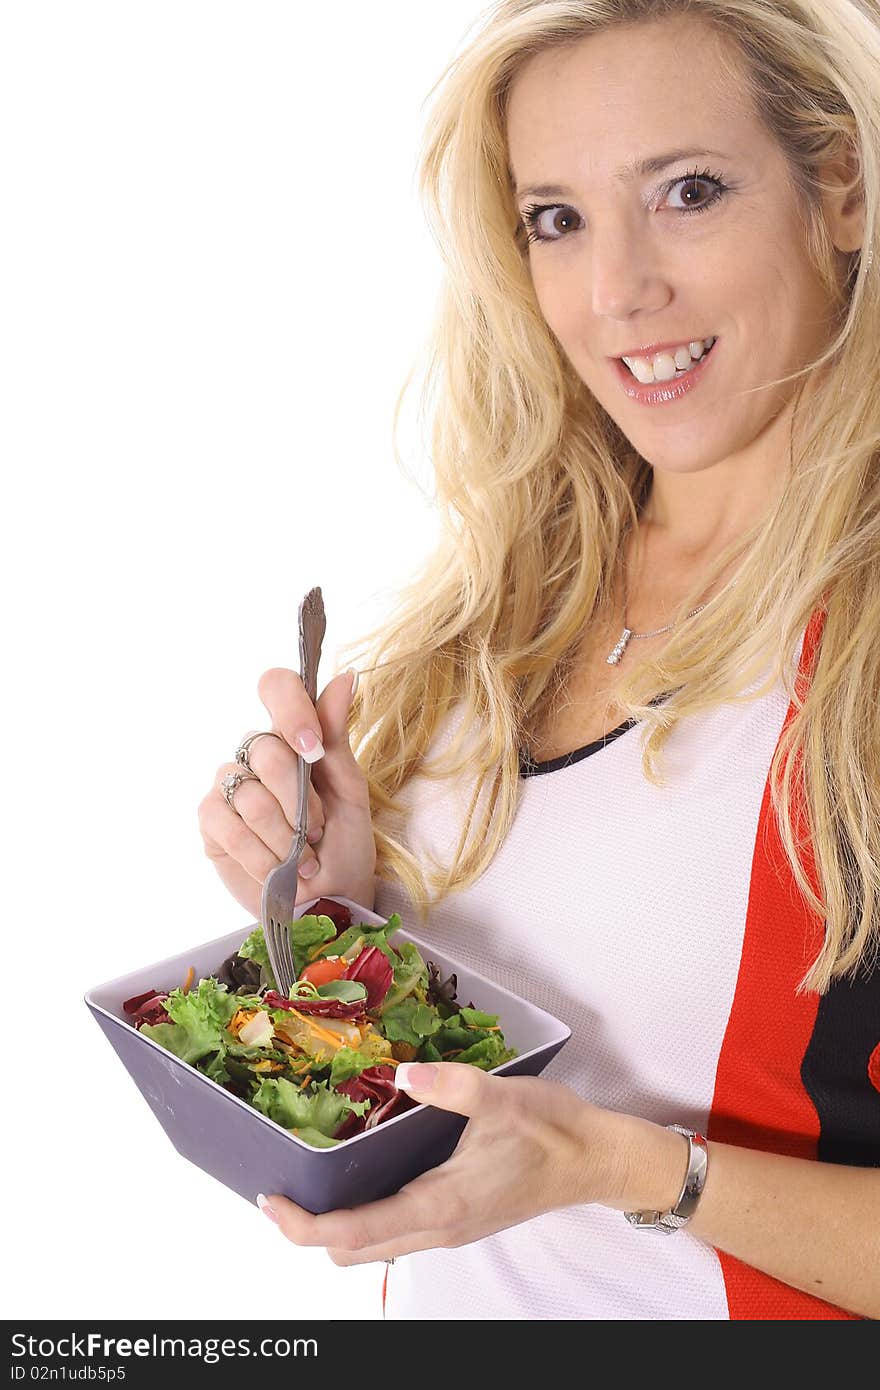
[123,897,516,1149]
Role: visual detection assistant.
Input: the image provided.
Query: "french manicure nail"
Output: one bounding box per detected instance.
[346,667,359,699]
[256,1193,279,1223]
[294,728,325,762]
[395,1062,438,1092]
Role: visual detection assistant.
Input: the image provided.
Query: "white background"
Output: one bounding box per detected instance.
[3,0,486,1320]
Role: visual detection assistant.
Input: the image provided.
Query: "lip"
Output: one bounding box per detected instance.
[611,337,719,406]
[609,337,711,360]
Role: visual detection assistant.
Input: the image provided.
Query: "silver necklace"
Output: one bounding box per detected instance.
[605,550,711,665]
[605,600,710,665]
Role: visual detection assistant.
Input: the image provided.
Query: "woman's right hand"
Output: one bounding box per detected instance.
[198,667,377,921]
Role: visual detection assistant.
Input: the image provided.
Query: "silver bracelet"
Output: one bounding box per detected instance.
[624,1124,709,1234]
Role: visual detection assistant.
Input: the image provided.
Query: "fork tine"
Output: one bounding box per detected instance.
[265,900,292,997]
[261,885,292,997]
[274,911,296,993]
[266,917,281,987]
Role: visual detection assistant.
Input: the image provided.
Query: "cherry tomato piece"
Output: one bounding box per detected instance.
[298,956,348,987]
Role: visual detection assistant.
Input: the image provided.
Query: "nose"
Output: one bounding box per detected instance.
[590,224,672,320]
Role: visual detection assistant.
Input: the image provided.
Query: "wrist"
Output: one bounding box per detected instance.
[587,1109,693,1214]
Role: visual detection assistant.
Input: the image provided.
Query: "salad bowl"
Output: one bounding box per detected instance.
[85,896,571,1214]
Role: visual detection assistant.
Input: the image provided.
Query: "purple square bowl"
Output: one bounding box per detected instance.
[84,896,571,1214]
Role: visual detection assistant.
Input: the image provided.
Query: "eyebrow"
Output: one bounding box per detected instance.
[514,148,731,200]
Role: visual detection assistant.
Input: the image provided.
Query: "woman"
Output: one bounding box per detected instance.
[198,0,880,1320]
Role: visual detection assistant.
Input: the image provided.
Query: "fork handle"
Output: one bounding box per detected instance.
[294,754,311,854]
[295,586,325,856]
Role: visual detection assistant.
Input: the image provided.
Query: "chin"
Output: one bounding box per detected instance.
[620,419,735,472]
[640,446,728,474]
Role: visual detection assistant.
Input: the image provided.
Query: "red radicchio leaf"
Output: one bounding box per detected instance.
[262,989,365,1020]
[333,1065,415,1139]
[122,989,172,1029]
[309,898,352,933]
[342,946,393,1010]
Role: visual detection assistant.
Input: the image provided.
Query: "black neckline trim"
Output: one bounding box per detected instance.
[518,714,637,777]
[518,692,671,778]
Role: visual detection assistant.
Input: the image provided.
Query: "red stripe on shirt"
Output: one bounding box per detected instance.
[708,608,856,1319]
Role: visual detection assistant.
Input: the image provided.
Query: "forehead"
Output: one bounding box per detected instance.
[506,17,760,186]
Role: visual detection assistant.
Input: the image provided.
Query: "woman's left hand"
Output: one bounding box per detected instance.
[257,1062,630,1264]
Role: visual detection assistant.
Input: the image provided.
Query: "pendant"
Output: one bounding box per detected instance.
[606,628,632,665]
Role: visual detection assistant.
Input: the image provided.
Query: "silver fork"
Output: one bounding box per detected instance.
[260,586,327,996]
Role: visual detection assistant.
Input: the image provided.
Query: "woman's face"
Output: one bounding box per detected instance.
[506,17,848,480]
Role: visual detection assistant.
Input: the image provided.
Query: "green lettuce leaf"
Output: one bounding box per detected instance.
[430,1018,475,1054]
[202,1049,233,1085]
[239,915,338,987]
[139,1020,205,1066]
[314,912,403,966]
[329,1046,379,1086]
[453,1034,516,1070]
[290,915,338,977]
[250,1076,369,1138]
[140,977,239,1064]
[238,926,273,980]
[315,979,368,1003]
[380,997,443,1048]
[378,941,428,1014]
[291,1126,341,1149]
[459,1007,499,1029]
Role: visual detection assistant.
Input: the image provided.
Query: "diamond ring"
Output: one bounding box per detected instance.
[221,768,259,811]
[235,729,285,775]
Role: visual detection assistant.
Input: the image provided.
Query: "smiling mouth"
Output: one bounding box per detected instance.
[620,335,717,384]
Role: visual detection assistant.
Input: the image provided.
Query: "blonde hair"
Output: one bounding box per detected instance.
[337,0,880,993]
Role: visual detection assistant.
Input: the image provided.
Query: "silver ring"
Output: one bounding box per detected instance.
[235,729,285,774]
[221,768,259,811]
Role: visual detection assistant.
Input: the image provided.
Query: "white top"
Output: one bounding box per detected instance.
[372,625,858,1320]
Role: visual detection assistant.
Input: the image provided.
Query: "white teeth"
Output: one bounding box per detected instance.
[629,357,655,384]
[621,335,716,384]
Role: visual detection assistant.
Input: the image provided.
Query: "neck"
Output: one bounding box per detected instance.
[638,391,796,558]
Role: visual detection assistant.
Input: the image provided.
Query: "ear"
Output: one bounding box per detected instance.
[819,142,867,255]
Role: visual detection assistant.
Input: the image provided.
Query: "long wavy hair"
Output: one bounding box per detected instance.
[337,0,880,993]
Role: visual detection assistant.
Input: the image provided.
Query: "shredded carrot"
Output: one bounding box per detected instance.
[284,1005,346,1050]
[306,939,335,963]
[181,966,195,994]
[229,1007,258,1038]
[298,1073,313,1090]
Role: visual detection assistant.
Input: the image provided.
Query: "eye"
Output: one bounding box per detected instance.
[519,203,582,246]
[663,167,729,215]
[519,166,730,247]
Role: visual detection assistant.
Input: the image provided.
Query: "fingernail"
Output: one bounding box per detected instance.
[346,667,359,699]
[294,728,324,762]
[395,1062,438,1093]
[298,856,319,879]
[256,1193,279,1223]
